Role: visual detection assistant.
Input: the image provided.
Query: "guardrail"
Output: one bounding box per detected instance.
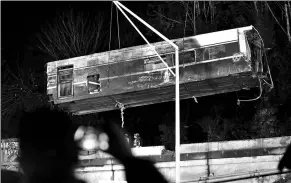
[2,136,291,183]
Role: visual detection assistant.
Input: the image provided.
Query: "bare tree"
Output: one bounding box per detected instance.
[38,9,106,60]
[147,1,291,42]
[146,1,217,39]
[1,59,46,138]
[285,2,291,42]
[114,31,139,49]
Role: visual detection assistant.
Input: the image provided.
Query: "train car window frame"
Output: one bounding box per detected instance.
[87,74,101,94]
[57,65,74,98]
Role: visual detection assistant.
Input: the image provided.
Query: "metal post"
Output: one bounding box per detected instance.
[113,2,181,183]
[175,49,180,183]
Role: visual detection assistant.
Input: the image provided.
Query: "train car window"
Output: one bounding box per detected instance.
[87,74,101,94]
[178,50,196,65]
[144,54,171,70]
[57,65,73,98]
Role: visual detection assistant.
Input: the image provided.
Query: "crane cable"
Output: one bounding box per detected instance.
[107,2,113,85]
[116,5,121,49]
[183,2,198,103]
[115,5,125,128]
[108,3,125,128]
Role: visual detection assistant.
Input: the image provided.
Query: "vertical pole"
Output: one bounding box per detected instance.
[175,49,180,183]
[113,2,181,183]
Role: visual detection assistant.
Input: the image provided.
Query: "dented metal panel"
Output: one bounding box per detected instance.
[66,47,249,99]
[45,26,263,114]
[46,26,252,75]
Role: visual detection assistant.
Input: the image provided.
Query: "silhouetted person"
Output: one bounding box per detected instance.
[1,169,24,183]
[16,106,168,183]
[278,143,291,172]
[17,106,84,183]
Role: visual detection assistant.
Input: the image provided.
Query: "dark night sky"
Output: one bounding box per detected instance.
[1,1,147,62]
[2,2,69,53]
[1,1,254,117]
[1,1,261,142]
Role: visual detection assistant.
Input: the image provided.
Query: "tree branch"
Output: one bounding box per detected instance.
[38,9,105,60]
[285,3,291,42]
[266,2,290,41]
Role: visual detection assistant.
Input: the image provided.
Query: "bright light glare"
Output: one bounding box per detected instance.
[74,126,86,141]
[82,134,98,150]
[75,126,109,151]
[99,133,109,142]
[99,133,109,151]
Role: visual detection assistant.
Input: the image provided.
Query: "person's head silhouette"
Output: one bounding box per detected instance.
[278,143,291,172]
[18,106,83,183]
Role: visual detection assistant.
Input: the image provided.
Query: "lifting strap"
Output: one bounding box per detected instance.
[115,101,125,128]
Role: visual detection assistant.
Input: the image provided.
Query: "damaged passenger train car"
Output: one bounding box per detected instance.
[45,26,268,115]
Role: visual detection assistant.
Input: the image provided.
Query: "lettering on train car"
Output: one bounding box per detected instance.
[138,75,163,82]
[57,65,74,98]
